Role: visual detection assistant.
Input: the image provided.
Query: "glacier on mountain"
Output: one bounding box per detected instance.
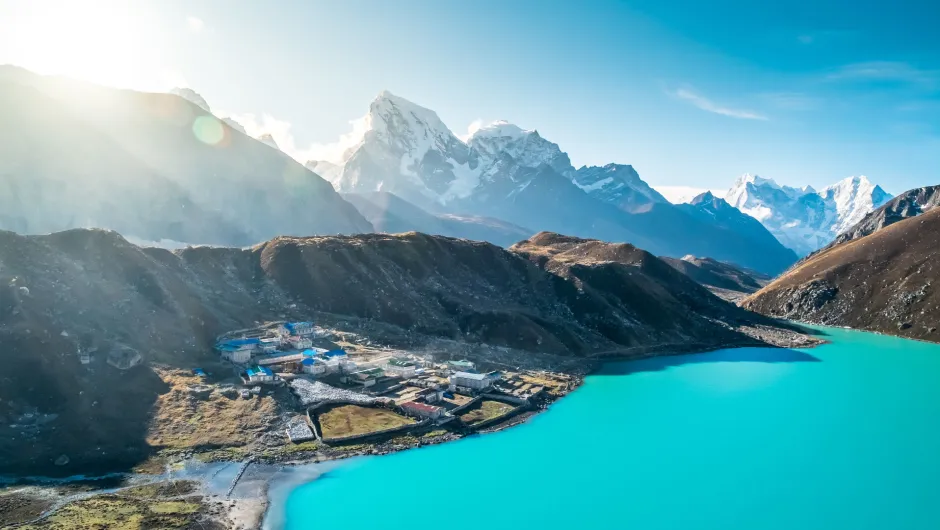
[307,91,666,212]
[724,173,890,255]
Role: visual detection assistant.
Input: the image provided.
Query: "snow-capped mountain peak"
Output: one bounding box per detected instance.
[724,173,891,255]
[572,164,669,212]
[257,133,280,151]
[169,87,211,113]
[467,120,572,178]
[821,175,890,233]
[470,120,529,141]
[322,90,480,203]
[222,117,246,134]
[367,90,456,151]
[312,93,673,216]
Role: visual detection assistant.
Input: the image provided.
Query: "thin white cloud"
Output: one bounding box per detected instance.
[826,61,938,89]
[458,119,486,142]
[223,111,370,164]
[672,88,769,121]
[186,16,204,32]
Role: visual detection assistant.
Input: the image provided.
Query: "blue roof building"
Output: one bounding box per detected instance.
[324,349,347,358]
[246,365,274,381]
[284,322,314,336]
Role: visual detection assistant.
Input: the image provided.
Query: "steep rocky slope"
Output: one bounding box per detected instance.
[827,185,940,248]
[743,207,940,341]
[1,228,809,476]
[572,164,670,212]
[661,255,770,301]
[0,66,371,245]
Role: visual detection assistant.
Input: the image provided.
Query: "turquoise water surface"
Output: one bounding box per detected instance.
[275,328,940,529]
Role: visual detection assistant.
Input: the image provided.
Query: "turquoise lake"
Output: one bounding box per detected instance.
[272,327,940,529]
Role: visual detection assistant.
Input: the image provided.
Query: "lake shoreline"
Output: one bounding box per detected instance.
[1,322,823,529]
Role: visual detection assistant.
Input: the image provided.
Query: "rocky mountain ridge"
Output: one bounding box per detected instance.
[662,255,770,301]
[309,91,798,274]
[826,185,940,248]
[743,203,940,342]
[725,173,891,255]
[0,228,812,476]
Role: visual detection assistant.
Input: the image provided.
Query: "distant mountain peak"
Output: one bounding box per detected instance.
[725,173,892,255]
[733,173,780,190]
[169,87,210,113]
[367,90,453,144]
[222,117,246,134]
[257,133,280,150]
[690,190,716,204]
[573,164,669,212]
[470,120,530,141]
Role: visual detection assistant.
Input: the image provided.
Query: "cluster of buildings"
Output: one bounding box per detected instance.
[215,321,318,364]
[299,348,351,375]
[215,321,329,384]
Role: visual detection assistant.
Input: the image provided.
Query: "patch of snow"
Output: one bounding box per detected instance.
[574,176,615,193]
[723,173,891,255]
[170,87,211,113]
[257,133,280,151]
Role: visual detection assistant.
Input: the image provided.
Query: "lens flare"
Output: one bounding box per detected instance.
[192,115,225,145]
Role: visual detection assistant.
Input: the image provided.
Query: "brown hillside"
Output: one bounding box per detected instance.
[743,207,940,341]
[661,255,770,301]
[0,228,807,476]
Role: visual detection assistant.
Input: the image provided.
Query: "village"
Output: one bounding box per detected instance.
[207,320,577,449]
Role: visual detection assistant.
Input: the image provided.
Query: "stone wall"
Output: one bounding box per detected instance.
[306,399,428,445]
[468,394,532,432]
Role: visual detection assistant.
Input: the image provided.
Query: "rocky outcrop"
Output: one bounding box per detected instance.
[826,185,940,248]
[743,206,940,340]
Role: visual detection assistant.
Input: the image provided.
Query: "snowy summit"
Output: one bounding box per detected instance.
[724,174,890,255]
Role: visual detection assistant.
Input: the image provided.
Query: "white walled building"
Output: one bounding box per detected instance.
[289,336,313,350]
[449,371,499,391]
[245,366,274,383]
[301,358,327,375]
[383,358,417,378]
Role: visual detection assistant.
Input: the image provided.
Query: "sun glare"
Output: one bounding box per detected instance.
[5,1,164,90]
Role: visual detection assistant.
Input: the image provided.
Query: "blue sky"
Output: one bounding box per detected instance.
[2,0,939,193]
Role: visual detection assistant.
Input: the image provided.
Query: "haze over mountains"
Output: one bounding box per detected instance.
[0,65,898,275]
[305,90,798,274]
[657,174,892,256]
[0,66,372,246]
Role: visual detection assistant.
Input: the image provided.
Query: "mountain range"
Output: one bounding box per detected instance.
[723,174,891,255]
[306,91,798,274]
